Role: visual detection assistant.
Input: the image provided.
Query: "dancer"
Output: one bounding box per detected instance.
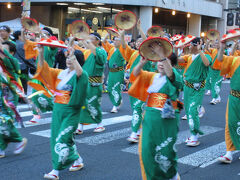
[0,39,27,158]
[178,37,211,146]
[217,40,240,164]
[75,32,107,134]
[129,39,182,180]
[102,30,126,113]
[33,44,88,180]
[204,39,223,104]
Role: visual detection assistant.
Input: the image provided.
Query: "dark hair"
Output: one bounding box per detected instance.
[0,25,11,33]
[130,39,135,43]
[74,50,85,67]
[43,27,53,36]
[2,41,16,54]
[191,37,201,45]
[168,53,177,66]
[13,31,21,41]
[90,32,101,46]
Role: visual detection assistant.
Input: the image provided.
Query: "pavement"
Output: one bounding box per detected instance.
[1,81,240,180]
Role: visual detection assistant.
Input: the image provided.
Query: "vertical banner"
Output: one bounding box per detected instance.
[21,0,31,17]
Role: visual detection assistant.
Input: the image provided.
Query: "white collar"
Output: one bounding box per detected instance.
[56,69,75,90]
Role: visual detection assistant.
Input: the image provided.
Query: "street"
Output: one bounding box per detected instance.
[0,81,239,180]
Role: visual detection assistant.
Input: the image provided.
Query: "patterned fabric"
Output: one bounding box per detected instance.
[184,80,206,90]
[109,66,124,72]
[231,89,240,98]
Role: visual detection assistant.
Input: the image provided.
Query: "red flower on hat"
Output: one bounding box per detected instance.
[46,39,52,43]
[181,39,185,43]
[40,38,45,41]
[175,41,179,45]
[50,36,57,40]
[187,35,192,38]
[228,29,236,34]
[223,34,227,38]
[59,40,64,44]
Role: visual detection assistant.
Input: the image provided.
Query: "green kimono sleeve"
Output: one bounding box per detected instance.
[68,70,89,108]
[95,48,107,66]
[3,49,20,73]
[43,46,58,68]
[171,68,184,91]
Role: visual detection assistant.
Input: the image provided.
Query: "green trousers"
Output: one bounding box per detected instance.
[129,96,144,133]
[140,107,179,180]
[207,69,223,99]
[0,115,22,150]
[227,95,240,150]
[51,103,79,170]
[79,85,103,124]
[184,85,204,135]
[107,71,124,107]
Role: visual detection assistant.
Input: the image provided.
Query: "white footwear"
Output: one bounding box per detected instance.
[185,138,191,143]
[215,96,221,104]
[75,124,83,135]
[14,138,27,155]
[210,98,216,105]
[205,90,211,95]
[181,115,187,120]
[218,155,232,164]
[111,106,118,113]
[198,106,205,118]
[186,140,200,147]
[93,127,105,133]
[127,132,139,143]
[69,156,84,172]
[25,115,41,125]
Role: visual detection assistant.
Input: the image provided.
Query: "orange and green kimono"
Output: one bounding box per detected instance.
[24,40,58,114]
[77,46,107,124]
[220,55,240,151]
[128,68,183,180]
[124,45,153,133]
[205,48,223,99]
[181,54,211,135]
[0,49,24,150]
[33,60,88,170]
[102,41,126,107]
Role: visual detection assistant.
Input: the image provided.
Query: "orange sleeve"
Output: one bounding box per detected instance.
[179,55,189,67]
[24,40,39,60]
[128,70,155,102]
[33,61,62,90]
[74,45,86,52]
[119,45,126,60]
[102,41,114,53]
[124,45,135,62]
[220,55,234,76]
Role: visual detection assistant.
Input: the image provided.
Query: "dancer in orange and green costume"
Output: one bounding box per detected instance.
[129,42,182,180]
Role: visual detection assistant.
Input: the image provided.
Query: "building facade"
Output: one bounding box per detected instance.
[0,0,229,39]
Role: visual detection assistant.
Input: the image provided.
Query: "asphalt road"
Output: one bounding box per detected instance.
[1,81,239,180]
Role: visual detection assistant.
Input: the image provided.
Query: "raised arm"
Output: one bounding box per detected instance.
[119,30,126,49]
[68,47,83,77]
[230,40,238,56]
[198,42,210,66]
[217,42,226,62]
[137,19,147,40]
[133,57,148,77]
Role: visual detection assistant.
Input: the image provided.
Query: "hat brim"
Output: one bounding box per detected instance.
[139,37,173,61]
[38,41,67,49]
[106,28,120,37]
[115,10,137,30]
[175,36,196,48]
[221,34,240,42]
[206,29,220,40]
[71,20,90,39]
[21,17,39,32]
[147,26,163,37]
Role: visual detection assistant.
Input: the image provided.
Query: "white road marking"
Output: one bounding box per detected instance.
[121,126,223,155]
[30,115,132,138]
[76,127,131,145]
[178,142,238,168]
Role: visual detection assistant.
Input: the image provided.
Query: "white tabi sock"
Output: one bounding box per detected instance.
[77,124,83,131]
[49,169,59,176]
[73,156,83,166]
[96,122,104,128]
[225,151,233,159]
[190,134,198,141]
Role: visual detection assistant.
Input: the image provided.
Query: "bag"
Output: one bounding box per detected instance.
[161,99,175,119]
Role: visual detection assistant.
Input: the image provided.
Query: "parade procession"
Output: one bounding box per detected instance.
[1,0,240,180]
